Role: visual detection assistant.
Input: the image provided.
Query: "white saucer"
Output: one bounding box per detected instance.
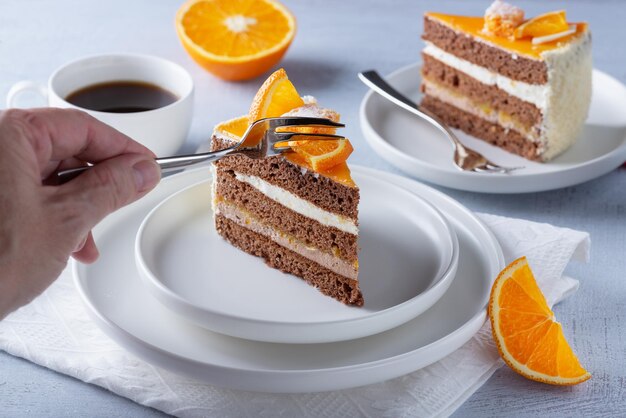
[74,166,504,393]
[360,63,626,193]
[135,171,459,344]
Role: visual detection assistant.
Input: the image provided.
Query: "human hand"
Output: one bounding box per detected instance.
[0,108,161,319]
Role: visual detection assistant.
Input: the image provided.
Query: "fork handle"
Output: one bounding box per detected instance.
[56,146,235,185]
[156,147,234,171]
[358,70,464,150]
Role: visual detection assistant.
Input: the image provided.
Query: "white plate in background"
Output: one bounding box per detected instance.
[360,64,626,193]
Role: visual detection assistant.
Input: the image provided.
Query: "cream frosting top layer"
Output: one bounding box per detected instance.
[233,172,358,235]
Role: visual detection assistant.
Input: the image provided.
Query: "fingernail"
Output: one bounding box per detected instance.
[73,235,88,253]
[133,159,161,193]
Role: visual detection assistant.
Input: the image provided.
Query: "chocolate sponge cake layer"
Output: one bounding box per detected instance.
[423,15,548,84]
[212,136,359,219]
[215,167,358,262]
[216,214,364,306]
[421,54,543,130]
[421,95,541,160]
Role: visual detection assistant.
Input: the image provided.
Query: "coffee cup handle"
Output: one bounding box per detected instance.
[6,80,48,108]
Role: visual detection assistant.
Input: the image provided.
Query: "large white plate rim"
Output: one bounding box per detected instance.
[360,63,626,192]
[73,166,505,392]
[133,174,460,344]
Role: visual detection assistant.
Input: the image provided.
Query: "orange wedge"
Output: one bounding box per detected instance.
[214,115,249,140]
[489,257,591,385]
[249,68,305,123]
[514,10,569,39]
[286,138,354,171]
[175,0,296,81]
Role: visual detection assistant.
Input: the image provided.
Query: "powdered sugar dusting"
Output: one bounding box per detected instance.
[485,0,524,20]
[483,0,524,37]
[282,103,340,121]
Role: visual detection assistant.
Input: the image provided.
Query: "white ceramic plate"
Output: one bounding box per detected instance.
[74,166,504,393]
[135,171,459,344]
[360,63,626,193]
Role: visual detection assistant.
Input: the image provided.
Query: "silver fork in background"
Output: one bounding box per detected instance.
[56,117,346,184]
[358,70,523,174]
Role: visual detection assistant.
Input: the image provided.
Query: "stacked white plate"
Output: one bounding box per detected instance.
[74,166,504,393]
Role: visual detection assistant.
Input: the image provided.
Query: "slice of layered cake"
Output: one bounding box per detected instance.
[421,1,592,161]
[211,69,363,306]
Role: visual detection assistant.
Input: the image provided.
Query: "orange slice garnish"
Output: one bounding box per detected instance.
[175,0,296,81]
[489,257,591,385]
[514,10,569,39]
[249,68,305,123]
[285,138,354,171]
[214,115,249,140]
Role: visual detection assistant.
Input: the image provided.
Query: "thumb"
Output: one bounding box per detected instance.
[58,153,161,232]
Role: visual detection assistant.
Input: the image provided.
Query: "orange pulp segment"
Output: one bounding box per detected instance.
[282,138,354,172]
[515,10,569,39]
[249,68,305,125]
[214,115,249,140]
[175,0,296,81]
[285,153,355,187]
[488,257,591,385]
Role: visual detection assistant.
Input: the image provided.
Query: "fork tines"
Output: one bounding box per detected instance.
[266,116,345,130]
[263,117,346,153]
[273,132,346,142]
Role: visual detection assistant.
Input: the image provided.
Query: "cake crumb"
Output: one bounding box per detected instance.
[483,0,525,38]
[283,103,340,122]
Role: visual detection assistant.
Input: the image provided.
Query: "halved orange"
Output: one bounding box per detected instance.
[514,10,569,39]
[286,138,354,171]
[489,257,591,385]
[175,0,296,81]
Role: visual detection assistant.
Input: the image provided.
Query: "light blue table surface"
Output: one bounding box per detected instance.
[1,0,625,416]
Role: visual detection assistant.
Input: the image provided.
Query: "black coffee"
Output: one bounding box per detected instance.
[65,81,178,113]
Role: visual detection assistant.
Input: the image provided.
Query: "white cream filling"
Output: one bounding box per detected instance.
[233,172,358,235]
[423,42,550,110]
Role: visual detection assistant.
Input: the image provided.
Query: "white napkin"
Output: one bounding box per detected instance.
[0,213,589,418]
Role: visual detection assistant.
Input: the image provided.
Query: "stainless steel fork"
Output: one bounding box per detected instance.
[56,116,345,184]
[358,70,523,174]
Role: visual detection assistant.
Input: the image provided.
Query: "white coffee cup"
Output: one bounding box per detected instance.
[6,53,194,157]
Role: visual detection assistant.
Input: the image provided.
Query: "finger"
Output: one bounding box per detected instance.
[2,108,155,174]
[54,153,161,232]
[72,232,99,264]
